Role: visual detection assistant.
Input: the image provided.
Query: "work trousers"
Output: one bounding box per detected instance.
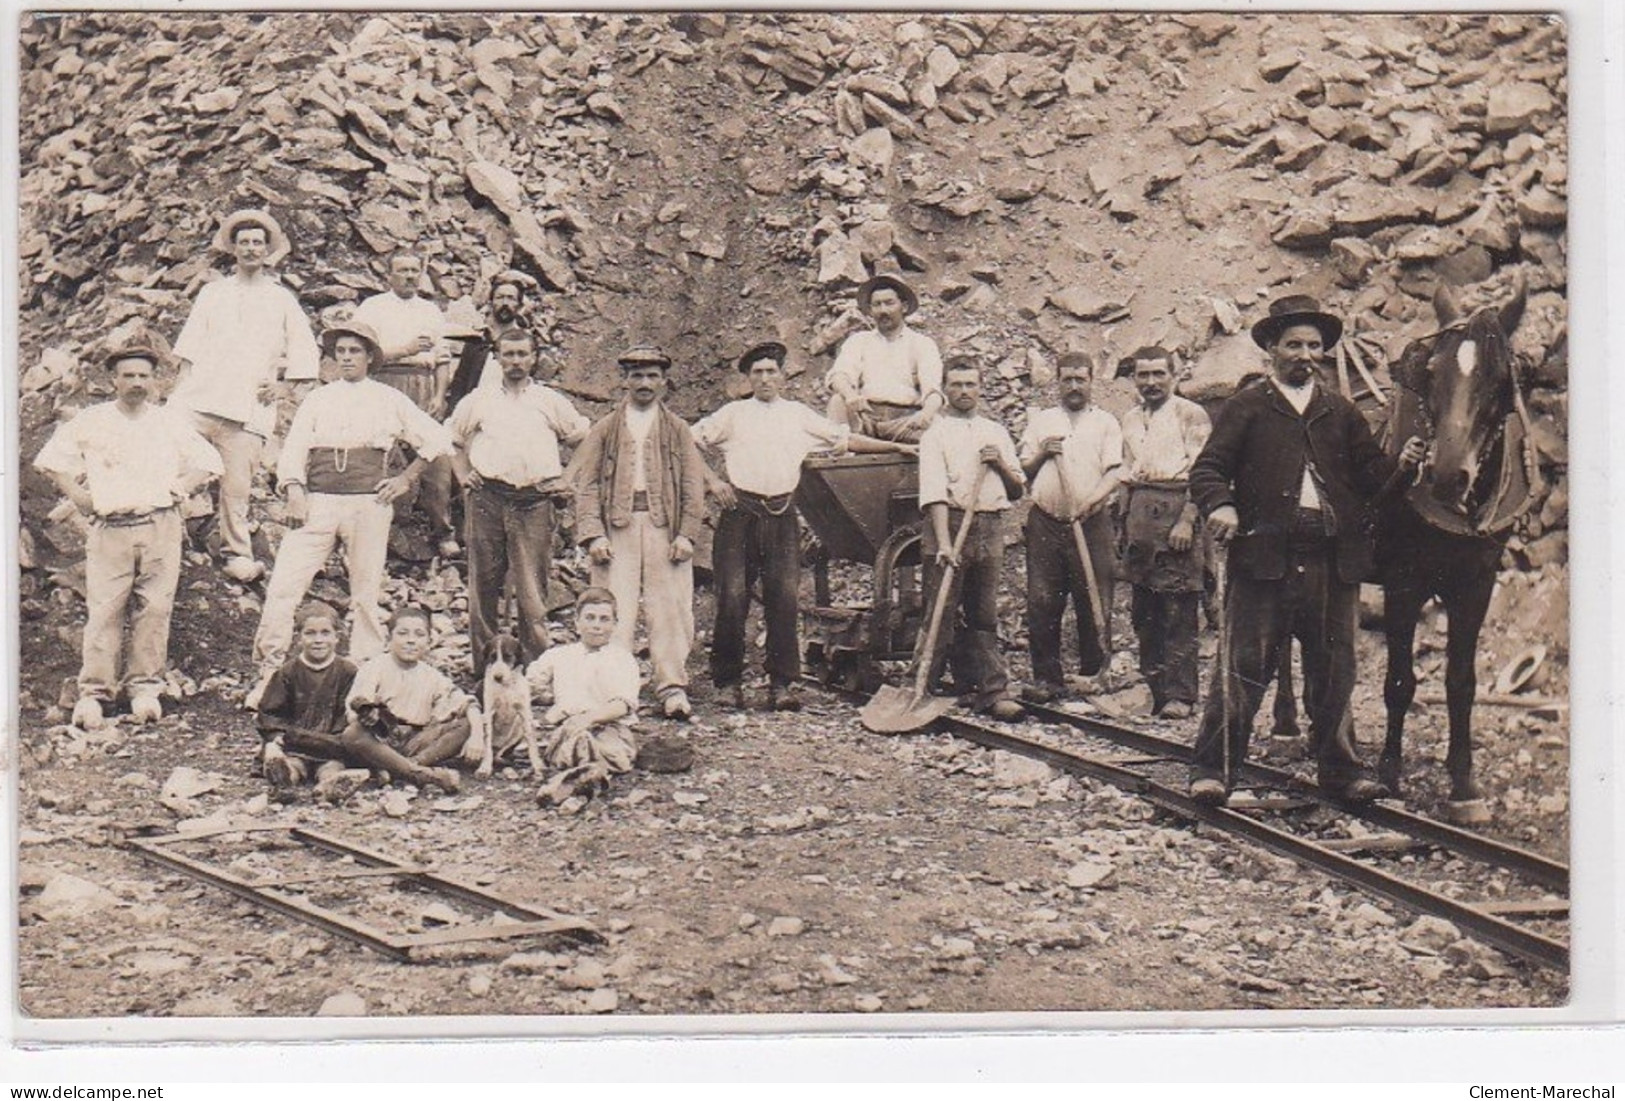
[191,411,261,562]
[254,493,391,668]
[375,368,454,535]
[1025,507,1115,686]
[78,509,183,702]
[1131,587,1200,711]
[922,508,1011,707]
[466,485,553,679]
[710,498,800,688]
[591,511,694,700]
[1191,541,1368,787]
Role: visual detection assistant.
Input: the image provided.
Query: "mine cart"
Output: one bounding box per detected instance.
[795,454,925,691]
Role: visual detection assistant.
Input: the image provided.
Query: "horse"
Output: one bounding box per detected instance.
[1269,280,1540,824]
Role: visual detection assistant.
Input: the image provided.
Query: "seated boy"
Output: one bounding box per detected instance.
[257,601,462,797]
[527,587,642,803]
[342,606,481,790]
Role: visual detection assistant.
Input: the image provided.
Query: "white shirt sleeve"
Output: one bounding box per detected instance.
[173,412,226,480]
[827,333,864,395]
[394,391,455,461]
[917,424,948,509]
[1099,413,1124,472]
[281,289,321,381]
[798,404,850,452]
[277,391,320,486]
[1017,410,1044,464]
[690,405,729,449]
[546,390,591,448]
[915,333,944,404]
[33,414,87,481]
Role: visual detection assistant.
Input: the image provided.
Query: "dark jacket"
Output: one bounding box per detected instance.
[574,401,707,545]
[1190,380,1395,583]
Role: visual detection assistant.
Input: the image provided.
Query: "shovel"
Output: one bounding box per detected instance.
[861,464,990,734]
[1054,458,1111,666]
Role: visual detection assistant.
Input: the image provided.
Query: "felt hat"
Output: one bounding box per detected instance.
[1114,345,1175,379]
[617,344,673,371]
[319,320,385,364]
[1250,295,1343,351]
[103,339,169,371]
[212,209,292,267]
[856,274,919,316]
[736,341,788,374]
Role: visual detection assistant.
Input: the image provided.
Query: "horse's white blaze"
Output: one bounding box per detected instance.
[1455,339,1477,376]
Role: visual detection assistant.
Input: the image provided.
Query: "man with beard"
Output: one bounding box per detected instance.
[35,342,223,729]
[825,274,944,443]
[445,269,541,410]
[573,345,709,720]
[1018,351,1124,704]
[1116,346,1210,720]
[170,209,321,583]
[448,327,590,679]
[353,249,458,556]
[1188,296,1427,805]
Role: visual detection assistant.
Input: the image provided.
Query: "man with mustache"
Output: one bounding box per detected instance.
[446,269,543,409]
[170,209,321,584]
[35,342,223,729]
[447,327,589,680]
[572,345,709,720]
[1188,296,1427,806]
[825,274,944,444]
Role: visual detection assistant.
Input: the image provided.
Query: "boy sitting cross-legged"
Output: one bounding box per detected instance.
[341,606,483,792]
[527,587,642,805]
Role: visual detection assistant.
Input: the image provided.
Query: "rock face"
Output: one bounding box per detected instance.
[17,12,1568,574]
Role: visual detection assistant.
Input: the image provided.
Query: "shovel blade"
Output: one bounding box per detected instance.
[860,684,955,734]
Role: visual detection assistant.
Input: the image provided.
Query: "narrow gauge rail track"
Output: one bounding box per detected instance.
[808,680,1569,974]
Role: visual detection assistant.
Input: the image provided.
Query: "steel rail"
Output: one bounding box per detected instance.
[934,712,1569,973]
[1019,701,1570,893]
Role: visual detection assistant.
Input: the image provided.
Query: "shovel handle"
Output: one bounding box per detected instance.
[912,463,991,697]
[1052,447,1110,656]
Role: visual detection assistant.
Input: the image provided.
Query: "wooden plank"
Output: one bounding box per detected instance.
[1346,340,1388,406]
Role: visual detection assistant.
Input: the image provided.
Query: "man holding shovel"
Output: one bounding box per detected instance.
[1018,351,1123,705]
[915,357,1027,722]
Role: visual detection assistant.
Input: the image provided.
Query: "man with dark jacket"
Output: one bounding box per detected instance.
[1188,296,1425,805]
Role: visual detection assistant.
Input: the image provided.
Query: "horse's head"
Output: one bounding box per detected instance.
[1394,280,1526,518]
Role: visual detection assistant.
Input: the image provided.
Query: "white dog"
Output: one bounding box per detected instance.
[472,633,542,779]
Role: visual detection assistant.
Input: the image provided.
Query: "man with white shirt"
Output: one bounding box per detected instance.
[171,210,320,583]
[35,342,223,729]
[573,345,709,720]
[250,321,455,681]
[1117,346,1211,719]
[918,356,1027,722]
[448,327,589,679]
[694,341,910,711]
[825,274,944,443]
[1019,351,1124,705]
[353,249,457,555]
[446,269,541,409]
[1188,296,1427,805]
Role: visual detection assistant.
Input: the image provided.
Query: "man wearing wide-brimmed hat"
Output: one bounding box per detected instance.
[171,209,321,584]
[35,340,224,730]
[826,274,944,444]
[1187,295,1427,807]
[694,341,911,711]
[447,326,590,680]
[572,344,709,720]
[249,321,455,690]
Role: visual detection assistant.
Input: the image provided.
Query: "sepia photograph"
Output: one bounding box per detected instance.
[10,5,1588,1043]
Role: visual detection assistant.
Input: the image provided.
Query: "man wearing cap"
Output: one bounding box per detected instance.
[1188,296,1428,805]
[919,356,1027,721]
[352,248,458,556]
[1116,346,1211,720]
[573,345,709,720]
[171,209,321,584]
[446,269,542,410]
[694,341,911,710]
[825,274,944,444]
[35,343,224,729]
[249,321,455,685]
[448,327,590,679]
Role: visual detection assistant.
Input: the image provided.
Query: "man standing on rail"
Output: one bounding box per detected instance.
[918,356,1027,722]
[825,274,944,443]
[1116,346,1210,720]
[694,341,911,712]
[170,209,321,584]
[1018,351,1123,705]
[573,345,709,721]
[1188,296,1426,806]
[352,248,458,558]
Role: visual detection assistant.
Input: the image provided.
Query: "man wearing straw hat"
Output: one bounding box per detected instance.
[249,321,454,692]
[1188,295,1427,806]
[826,274,944,444]
[35,340,223,730]
[171,209,321,584]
